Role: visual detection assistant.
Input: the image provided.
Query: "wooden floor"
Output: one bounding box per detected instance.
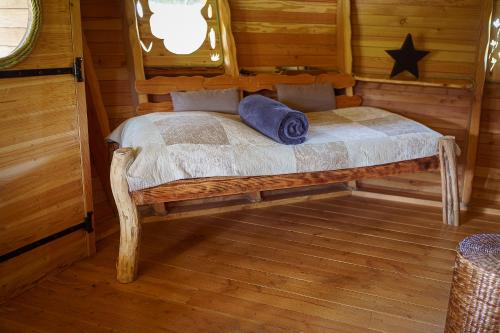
[1,195,499,333]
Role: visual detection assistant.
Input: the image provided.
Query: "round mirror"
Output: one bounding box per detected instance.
[0,0,41,69]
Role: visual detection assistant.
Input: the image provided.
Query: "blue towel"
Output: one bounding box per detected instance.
[239,95,309,145]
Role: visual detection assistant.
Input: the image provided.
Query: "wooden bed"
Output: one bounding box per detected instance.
[110,73,460,283]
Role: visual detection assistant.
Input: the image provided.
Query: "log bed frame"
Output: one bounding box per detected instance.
[110,73,460,283]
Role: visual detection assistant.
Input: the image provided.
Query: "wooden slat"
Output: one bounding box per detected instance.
[71,0,95,257]
[136,94,362,113]
[124,0,147,104]
[136,73,356,94]
[336,0,352,75]
[218,0,239,76]
[461,0,494,207]
[132,156,440,205]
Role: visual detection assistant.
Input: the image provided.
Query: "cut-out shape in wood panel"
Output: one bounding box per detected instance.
[136,0,224,67]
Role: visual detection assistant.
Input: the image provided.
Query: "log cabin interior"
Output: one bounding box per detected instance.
[0,0,499,332]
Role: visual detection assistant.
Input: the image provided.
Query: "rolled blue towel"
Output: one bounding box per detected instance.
[239,95,309,145]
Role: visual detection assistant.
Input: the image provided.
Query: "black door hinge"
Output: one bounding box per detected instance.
[73,57,84,82]
[0,57,84,81]
[82,211,94,233]
[0,211,94,263]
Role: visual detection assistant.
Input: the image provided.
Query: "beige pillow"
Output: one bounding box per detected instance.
[171,87,240,114]
[276,83,336,112]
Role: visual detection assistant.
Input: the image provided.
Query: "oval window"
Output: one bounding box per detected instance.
[0,0,41,69]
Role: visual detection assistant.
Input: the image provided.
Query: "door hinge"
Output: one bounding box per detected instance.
[0,211,94,263]
[73,57,84,82]
[82,211,94,233]
[0,57,84,80]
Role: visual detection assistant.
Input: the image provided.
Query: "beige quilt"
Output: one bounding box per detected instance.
[108,107,442,191]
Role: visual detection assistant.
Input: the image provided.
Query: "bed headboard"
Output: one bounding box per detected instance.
[135,73,362,115]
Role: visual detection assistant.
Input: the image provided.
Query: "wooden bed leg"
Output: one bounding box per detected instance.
[152,203,168,216]
[347,181,357,190]
[439,136,460,226]
[246,191,262,203]
[110,148,141,283]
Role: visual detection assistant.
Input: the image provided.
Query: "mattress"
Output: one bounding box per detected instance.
[108,107,442,191]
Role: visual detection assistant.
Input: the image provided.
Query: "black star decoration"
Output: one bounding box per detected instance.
[385,34,429,79]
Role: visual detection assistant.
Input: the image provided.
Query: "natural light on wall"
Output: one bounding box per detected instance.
[489,18,499,72]
[134,0,223,67]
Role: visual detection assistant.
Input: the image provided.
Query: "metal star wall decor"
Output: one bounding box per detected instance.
[385,34,429,79]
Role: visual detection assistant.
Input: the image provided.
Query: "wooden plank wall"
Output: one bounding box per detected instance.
[470,1,500,212]
[0,0,90,301]
[351,0,482,83]
[81,0,136,130]
[81,0,136,239]
[354,82,472,199]
[229,0,338,71]
[349,0,484,201]
[471,82,500,211]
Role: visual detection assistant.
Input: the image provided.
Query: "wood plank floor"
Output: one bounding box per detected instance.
[1,195,499,333]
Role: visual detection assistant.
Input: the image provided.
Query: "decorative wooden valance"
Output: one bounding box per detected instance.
[135,73,362,114]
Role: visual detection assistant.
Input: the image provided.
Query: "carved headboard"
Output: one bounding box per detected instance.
[135,73,362,115]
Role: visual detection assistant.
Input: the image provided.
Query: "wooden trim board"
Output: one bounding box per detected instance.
[132,156,440,205]
[461,0,494,207]
[135,72,362,113]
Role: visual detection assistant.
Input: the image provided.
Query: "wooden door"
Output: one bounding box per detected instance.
[0,0,93,301]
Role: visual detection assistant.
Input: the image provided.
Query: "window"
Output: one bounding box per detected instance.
[0,0,41,69]
[135,0,223,67]
[0,0,30,58]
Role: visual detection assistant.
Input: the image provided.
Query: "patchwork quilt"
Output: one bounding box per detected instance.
[108,107,442,191]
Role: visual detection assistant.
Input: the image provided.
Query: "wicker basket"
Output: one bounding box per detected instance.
[445,233,500,333]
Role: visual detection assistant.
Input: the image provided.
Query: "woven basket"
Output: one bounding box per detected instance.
[445,233,500,333]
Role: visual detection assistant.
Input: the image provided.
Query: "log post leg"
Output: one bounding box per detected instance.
[152,203,168,216]
[110,148,141,283]
[347,181,357,190]
[439,136,460,226]
[246,191,262,203]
